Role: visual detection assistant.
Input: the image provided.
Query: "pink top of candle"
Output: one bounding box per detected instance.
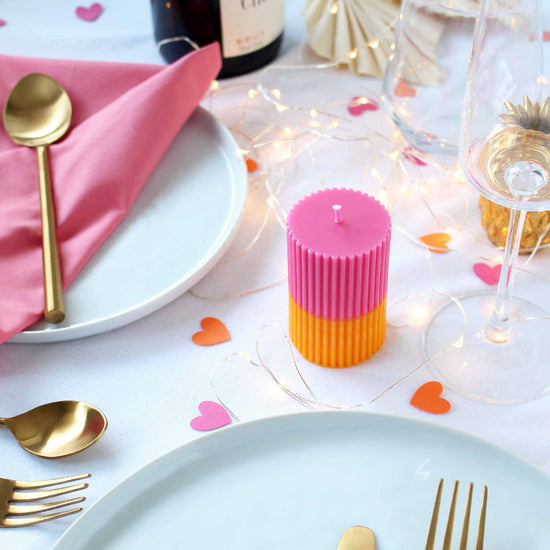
[287,188,391,258]
[287,188,391,320]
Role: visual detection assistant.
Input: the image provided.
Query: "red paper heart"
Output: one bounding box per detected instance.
[395,79,418,97]
[473,262,501,286]
[418,233,451,253]
[347,96,379,116]
[190,401,232,431]
[245,157,258,172]
[192,317,230,346]
[411,382,451,414]
[76,3,103,21]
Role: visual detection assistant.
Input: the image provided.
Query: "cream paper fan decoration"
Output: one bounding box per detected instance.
[304,0,402,78]
[304,0,514,82]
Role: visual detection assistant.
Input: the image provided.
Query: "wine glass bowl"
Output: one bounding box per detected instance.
[473,100,550,209]
[424,0,550,403]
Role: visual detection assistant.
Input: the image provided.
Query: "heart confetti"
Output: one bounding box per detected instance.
[192,317,230,346]
[347,96,379,116]
[418,233,451,253]
[245,157,258,172]
[190,401,232,431]
[402,147,427,166]
[530,31,550,42]
[394,79,418,98]
[0,20,6,27]
[75,3,104,22]
[473,262,501,286]
[410,381,451,414]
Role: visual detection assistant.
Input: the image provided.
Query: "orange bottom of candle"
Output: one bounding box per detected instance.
[289,295,386,368]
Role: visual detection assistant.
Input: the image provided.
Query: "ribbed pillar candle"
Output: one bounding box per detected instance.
[287,188,391,368]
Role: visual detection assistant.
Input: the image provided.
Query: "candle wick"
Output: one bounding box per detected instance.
[333,204,342,224]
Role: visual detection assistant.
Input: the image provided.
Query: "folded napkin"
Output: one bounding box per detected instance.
[0,44,221,343]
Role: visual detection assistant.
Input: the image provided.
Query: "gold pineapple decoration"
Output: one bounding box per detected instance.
[501,97,550,134]
[479,96,550,252]
[479,196,550,253]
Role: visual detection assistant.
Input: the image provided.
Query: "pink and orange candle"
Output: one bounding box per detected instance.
[287,188,391,368]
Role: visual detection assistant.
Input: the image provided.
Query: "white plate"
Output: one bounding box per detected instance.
[54,412,550,549]
[10,107,247,343]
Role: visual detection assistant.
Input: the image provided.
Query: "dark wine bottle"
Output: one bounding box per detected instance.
[151,0,284,78]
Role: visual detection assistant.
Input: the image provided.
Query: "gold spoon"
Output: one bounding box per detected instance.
[3,73,72,323]
[0,401,107,458]
[337,526,376,550]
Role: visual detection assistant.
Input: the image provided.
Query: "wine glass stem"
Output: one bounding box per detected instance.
[485,208,526,343]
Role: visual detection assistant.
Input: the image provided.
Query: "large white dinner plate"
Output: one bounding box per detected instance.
[54,412,550,549]
[10,107,247,343]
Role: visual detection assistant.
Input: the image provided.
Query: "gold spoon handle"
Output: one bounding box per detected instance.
[36,145,65,324]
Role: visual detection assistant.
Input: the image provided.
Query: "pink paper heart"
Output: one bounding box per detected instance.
[530,31,550,42]
[190,401,232,431]
[0,20,6,27]
[76,3,103,22]
[347,96,379,116]
[473,263,501,286]
[403,147,427,166]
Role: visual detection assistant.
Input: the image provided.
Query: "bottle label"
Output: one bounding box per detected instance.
[219,0,284,59]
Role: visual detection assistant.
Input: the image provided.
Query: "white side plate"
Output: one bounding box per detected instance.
[54,412,550,549]
[10,107,247,343]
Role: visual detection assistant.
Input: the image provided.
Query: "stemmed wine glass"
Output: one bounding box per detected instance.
[424,0,550,403]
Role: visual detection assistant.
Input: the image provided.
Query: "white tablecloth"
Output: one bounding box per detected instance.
[1,2,549,549]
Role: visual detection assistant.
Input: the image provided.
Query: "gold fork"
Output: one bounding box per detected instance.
[0,473,90,527]
[425,479,487,550]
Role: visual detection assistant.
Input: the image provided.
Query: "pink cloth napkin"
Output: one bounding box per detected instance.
[0,44,222,343]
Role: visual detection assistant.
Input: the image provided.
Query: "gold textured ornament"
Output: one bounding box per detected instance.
[479,195,550,253]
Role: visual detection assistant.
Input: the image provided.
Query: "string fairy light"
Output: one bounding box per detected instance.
[184,11,550,413]
[209,296,467,421]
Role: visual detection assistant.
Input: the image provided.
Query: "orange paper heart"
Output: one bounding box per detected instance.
[192,317,230,346]
[395,79,418,97]
[419,233,451,253]
[410,381,451,414]
[245,158,258,172]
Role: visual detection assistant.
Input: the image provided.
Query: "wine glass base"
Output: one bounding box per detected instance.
[423,292,550,404]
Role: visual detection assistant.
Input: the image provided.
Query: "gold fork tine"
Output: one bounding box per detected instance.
[7,496,85,516]
[442,481,460,550]
[10,482,88,502]
[1,507,82,527]
[425,478,444,550]
[13,473,91,490]
[459,483,473,550]
[425,480,488,550]
[475,486,488,550]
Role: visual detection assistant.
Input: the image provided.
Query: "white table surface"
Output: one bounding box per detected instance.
[1,2,549,549]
